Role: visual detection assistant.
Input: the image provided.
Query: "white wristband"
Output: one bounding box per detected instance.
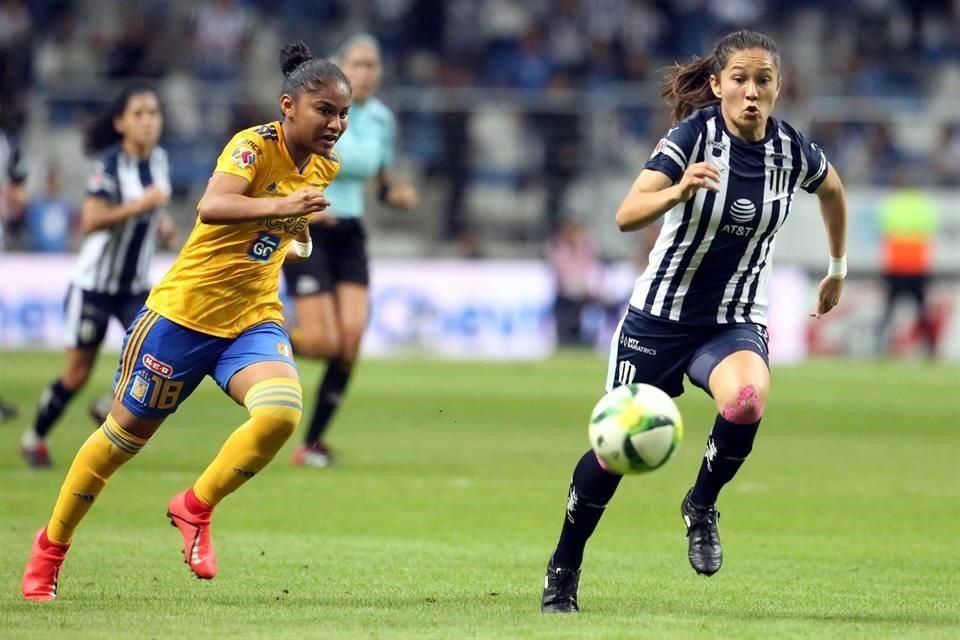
[827,255,847,280]
[292,238,313,258]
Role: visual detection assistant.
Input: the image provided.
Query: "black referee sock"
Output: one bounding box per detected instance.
[304,360,352,445]
[690,415,760,507]
[552,449,623,569]
[34,379,76,439]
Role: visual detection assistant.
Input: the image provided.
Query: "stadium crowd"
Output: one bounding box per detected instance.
[1,0,959,252]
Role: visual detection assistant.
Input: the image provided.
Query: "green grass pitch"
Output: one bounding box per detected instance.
[0,351,958,639]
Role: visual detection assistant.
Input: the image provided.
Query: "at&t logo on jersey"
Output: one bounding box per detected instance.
[248,232,281,261]
[721,198,757,237]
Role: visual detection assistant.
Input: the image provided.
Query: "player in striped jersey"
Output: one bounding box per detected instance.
[0,130,28,420]
[21,84,175,468]
[542,30,849,613]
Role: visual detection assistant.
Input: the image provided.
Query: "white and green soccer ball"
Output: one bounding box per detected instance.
[588,383,684,474]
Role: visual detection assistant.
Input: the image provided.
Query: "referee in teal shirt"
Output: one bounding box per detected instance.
[283,34,418,468]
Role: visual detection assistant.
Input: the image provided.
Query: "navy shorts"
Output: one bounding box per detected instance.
[112,307,296,419]
[605,306,769,398]
[63,286,147,349]
[282,219,369,297]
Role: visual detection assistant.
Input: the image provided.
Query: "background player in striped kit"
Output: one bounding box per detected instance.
[541,30,849,613]
[283,34,418,468]
[0,129,28,420]
[21,84,175,468]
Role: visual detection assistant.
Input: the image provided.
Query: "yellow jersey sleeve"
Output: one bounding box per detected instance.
[214,129,267,183]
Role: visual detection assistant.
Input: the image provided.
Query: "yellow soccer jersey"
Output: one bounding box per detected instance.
[147,122,339,338]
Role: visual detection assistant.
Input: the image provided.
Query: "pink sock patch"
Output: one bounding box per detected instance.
[721,385,763,423]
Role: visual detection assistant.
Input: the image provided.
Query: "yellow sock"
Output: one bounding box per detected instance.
[193,378,302,507]
[47,415,148,545]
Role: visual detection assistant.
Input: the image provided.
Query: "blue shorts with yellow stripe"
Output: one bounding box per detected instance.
[113,307,296,419]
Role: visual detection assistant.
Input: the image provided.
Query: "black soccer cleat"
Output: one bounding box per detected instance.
[681,489,723,576]
[541,557,580,613]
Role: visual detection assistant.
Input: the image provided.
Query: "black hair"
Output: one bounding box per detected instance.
[280,40,351,98]
[661,29,781,123]
[84,83,159,156]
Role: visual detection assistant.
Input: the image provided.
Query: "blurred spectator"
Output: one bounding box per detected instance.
[877,175,940,358]
[864,123,909,185]
[0,128,27,250]
[8,0,960,256]
[25,166,77,253]
[432,60,474,241]
[546,220,602,346]
[192,0,252,82]
[528,69,584,234]
[932,123,960,187]
[0,0,33,132]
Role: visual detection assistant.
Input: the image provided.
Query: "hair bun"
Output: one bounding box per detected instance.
[280,40,313,77]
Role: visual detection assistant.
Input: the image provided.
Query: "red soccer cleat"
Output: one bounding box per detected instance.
[291,441,334,468]
[166,489,217,580]
[22,527,69,601]
[20,431,52,469]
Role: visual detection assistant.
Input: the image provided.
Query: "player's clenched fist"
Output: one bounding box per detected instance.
[282,187,330,215]
[676,162,721,202]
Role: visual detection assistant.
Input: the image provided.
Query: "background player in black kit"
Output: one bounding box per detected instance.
[541,30,849,613]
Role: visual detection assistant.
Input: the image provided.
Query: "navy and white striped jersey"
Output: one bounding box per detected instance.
[72,145,170,295]
[631,104,828,326]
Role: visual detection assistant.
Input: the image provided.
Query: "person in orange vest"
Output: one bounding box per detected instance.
[877,184,939,357]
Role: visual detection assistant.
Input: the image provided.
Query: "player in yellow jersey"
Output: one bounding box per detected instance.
[21,41,351,600]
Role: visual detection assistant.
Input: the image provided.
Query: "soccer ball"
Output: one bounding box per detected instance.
[588,383,684,474]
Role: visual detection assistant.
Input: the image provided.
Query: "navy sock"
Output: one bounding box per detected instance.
[34,379,75,439]
[690,415,760,506]
[304,360,351,444]
[552,449,622,569]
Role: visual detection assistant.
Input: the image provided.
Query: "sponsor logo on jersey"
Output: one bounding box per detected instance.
[728,198,756,223]
[708,139,728,155]
[247,232,281,262]
[241,138,263,156]
[142,353,173,378]
[277,342,291,357]
[231,146,257,169]
[258,215,309,235]
[619,334,657,356]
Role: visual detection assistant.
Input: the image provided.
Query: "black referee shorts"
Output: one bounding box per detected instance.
[282,219,369,297]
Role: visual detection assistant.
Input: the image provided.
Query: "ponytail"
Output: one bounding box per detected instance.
[661,55,720,123]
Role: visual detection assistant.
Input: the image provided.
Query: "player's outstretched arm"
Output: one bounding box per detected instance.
[197,173,330,224]
[615,163,720,232]
[810,163,848,318]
